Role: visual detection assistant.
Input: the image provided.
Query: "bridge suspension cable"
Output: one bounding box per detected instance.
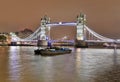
[84,25,115,42]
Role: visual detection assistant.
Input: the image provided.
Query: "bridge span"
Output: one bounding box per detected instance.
[9,13,119,47]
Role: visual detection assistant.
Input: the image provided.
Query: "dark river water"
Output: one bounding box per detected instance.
[0,46,120,82]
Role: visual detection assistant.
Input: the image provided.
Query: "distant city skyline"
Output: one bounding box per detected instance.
[0,0,120,39]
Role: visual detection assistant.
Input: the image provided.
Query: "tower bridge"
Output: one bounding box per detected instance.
[10,13,117,47]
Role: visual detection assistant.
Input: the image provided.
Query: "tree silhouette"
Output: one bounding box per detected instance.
[0,35,7,42]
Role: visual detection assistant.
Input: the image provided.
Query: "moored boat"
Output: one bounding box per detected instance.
[103,43,117,48]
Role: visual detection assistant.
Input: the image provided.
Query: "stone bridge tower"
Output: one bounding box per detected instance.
[75,13,88,47]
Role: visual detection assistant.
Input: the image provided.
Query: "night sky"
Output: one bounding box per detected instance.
[0,0,120,39]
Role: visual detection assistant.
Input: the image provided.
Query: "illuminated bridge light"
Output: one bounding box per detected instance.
[59,22,62,24]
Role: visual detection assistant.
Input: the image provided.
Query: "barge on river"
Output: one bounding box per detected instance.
[34,47,72,56]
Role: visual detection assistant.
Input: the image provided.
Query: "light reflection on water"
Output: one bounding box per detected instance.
[9,46,21,82]
[0,46,120,82]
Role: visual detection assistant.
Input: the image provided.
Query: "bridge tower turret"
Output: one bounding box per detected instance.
[40,15,50,40]
[39,15,50,46]
[75,13,88,47]
[76,13,86,40]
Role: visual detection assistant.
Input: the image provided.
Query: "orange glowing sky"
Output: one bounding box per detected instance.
[0,0,120,39]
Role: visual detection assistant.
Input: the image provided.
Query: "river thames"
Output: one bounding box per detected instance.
[0,46,120,82]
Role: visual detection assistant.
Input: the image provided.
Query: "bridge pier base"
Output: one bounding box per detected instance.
[75,40,88,48]
[10,42,17,46]
[37,40,48,46]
